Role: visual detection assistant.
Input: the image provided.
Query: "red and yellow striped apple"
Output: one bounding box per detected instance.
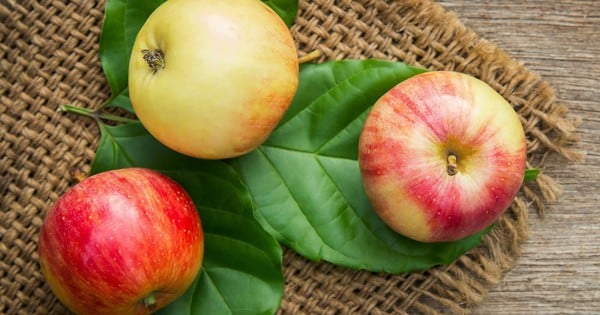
[128,0,299,160]
[358,71,527,243]
[38,168,204,315]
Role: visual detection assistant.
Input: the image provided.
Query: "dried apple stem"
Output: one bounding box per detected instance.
[447,154,458,176]
[142,48,165,73]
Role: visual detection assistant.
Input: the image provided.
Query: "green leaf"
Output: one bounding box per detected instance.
[99,0,164,110]
[98,0,297,112]
[235,60,489,273]
[92,122,283,315]
[98,0,127,96]
[523,168,541,183]
[104,89,133,113]
[262,0,298,27]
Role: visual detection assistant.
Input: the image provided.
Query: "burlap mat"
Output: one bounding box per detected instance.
[0,0,582,314]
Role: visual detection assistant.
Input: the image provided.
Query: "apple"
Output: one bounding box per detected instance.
[358,71,527,243]
[128,0,299,160]
[38,168,204,315]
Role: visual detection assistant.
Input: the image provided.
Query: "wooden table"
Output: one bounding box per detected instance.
[434,1,599,313]
[1,1,596,314]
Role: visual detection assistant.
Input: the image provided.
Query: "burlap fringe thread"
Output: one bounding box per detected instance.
[0,0,583,314]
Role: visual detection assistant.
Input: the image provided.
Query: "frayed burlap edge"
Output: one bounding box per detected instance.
[0,0,583,314]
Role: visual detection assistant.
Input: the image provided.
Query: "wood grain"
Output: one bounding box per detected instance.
[435,0,600,313]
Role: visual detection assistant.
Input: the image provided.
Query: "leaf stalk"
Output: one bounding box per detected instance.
[58,104,138,124]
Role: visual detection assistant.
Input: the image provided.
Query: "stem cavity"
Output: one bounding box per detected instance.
[142,48,165,74]
[447,153,458,176]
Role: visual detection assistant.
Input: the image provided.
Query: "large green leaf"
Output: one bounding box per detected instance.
[263,0,298,27]
[98,0,298,112]
[92,122,284,315]
[235,60,490,273]
[99,0,164,112]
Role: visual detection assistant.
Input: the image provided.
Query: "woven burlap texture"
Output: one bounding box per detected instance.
[0,0,582,314]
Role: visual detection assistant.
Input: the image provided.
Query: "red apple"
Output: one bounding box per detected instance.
[358,71,527,243]
[38,168,204,315]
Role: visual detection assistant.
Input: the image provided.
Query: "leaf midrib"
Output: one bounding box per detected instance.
[257,145,427,263]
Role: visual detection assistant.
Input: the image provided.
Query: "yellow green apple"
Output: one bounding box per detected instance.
[358,71,527,243]
[128,0,299,159]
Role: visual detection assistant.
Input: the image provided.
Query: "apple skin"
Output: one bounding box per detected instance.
[358,71,527,243]
[38,168,204,315]
[128,0,299,160]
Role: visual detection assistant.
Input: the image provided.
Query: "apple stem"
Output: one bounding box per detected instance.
[447,154,458,176]
[142,292,157,311]
[298,49,323,64]
[142,48,165,73]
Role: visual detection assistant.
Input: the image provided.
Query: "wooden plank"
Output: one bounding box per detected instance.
[435,0,600,313]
